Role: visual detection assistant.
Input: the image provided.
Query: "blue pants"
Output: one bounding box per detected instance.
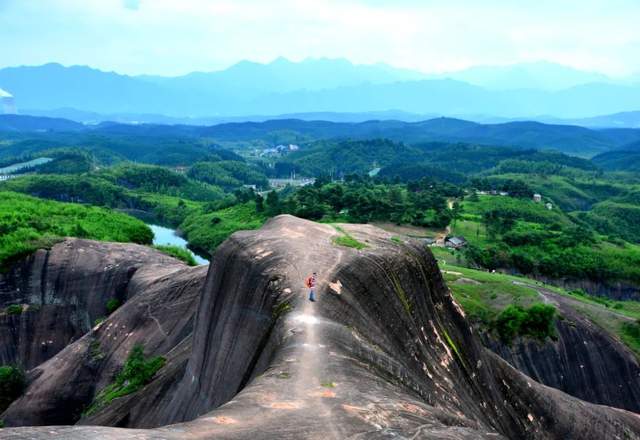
[309,289,315,301]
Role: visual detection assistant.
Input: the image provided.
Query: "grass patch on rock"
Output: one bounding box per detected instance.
[84,345,165,417]
[106,298,121,315]
[4,304,23,316]
[621,320,640,354]
[152,244,197,266]
[272,301,292,319]
[332,226,367,250]
[0,365,26,413]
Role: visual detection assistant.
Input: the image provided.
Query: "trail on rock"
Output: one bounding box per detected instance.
[3,216,640,440]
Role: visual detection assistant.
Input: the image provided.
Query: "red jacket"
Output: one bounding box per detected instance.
[305,276,316,288]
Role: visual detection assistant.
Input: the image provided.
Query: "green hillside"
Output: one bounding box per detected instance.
[0,191,152,270]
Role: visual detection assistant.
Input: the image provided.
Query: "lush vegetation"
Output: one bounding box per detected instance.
[180,202,268,254]
[2,124,640,298]
[0,169,227,228]
[453,194,640,286]
[187,160,269,190]
[106,298,121,315]
[276,139,416,177]
[0,365,26,413]
[592,149,640,172]
[442,263,558,344]
[441,264,541,323]
[3,121,640,366]
[494,303,556,342]
[84,345,165,416]
[441,260,640,356]
[96,164,225,202]
[0,128,244,167]
[0,191,152,270]
[4,304,23,315]
[278,177,461,227]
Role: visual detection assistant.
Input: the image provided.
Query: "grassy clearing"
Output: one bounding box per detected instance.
[442,264,539,324]
[431,247,467,265]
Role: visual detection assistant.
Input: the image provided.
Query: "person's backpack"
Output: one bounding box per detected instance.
[304,276,313,288]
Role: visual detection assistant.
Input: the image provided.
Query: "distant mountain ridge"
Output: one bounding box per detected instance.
[2,59,640,119]
[3,113,640,158]
[0,114,84,132]
[434,61,613,91]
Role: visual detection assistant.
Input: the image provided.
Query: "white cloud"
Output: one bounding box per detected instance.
[0,0,639,76]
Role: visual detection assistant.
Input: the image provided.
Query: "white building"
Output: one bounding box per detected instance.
[533,193,542,203]
[0,88,16,114]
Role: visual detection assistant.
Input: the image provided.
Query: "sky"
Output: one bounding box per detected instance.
[1,0,639,77]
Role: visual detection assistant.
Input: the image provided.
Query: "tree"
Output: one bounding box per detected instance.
[483,208,517,238]
[255,194,264,212]
[0,365,26,412]
[266,191,281,216]
[451,201,462,226]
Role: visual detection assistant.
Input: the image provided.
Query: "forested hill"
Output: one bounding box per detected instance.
[592,140,640,171]
[0,114,84,132]
[3,114,640,157]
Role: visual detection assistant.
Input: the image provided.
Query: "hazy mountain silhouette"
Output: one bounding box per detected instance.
[433,61,612,90]
[141,57,427,96]
[1,59,639,119]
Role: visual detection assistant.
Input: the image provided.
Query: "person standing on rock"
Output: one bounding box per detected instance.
[305,272,317,302]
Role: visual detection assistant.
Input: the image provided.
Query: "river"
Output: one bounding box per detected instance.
[148,224,209,265]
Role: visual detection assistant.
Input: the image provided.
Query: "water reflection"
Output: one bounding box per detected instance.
[149,224,208,265]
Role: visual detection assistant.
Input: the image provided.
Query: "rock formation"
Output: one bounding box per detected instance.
[0,239,190,370]
[0,239,207,425]
[483,283,640,413]
[2,216,640,439]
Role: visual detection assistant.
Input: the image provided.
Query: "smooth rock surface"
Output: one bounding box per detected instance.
[2,216,640,439]
[1,240,207,426]
[0,239,185,370]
